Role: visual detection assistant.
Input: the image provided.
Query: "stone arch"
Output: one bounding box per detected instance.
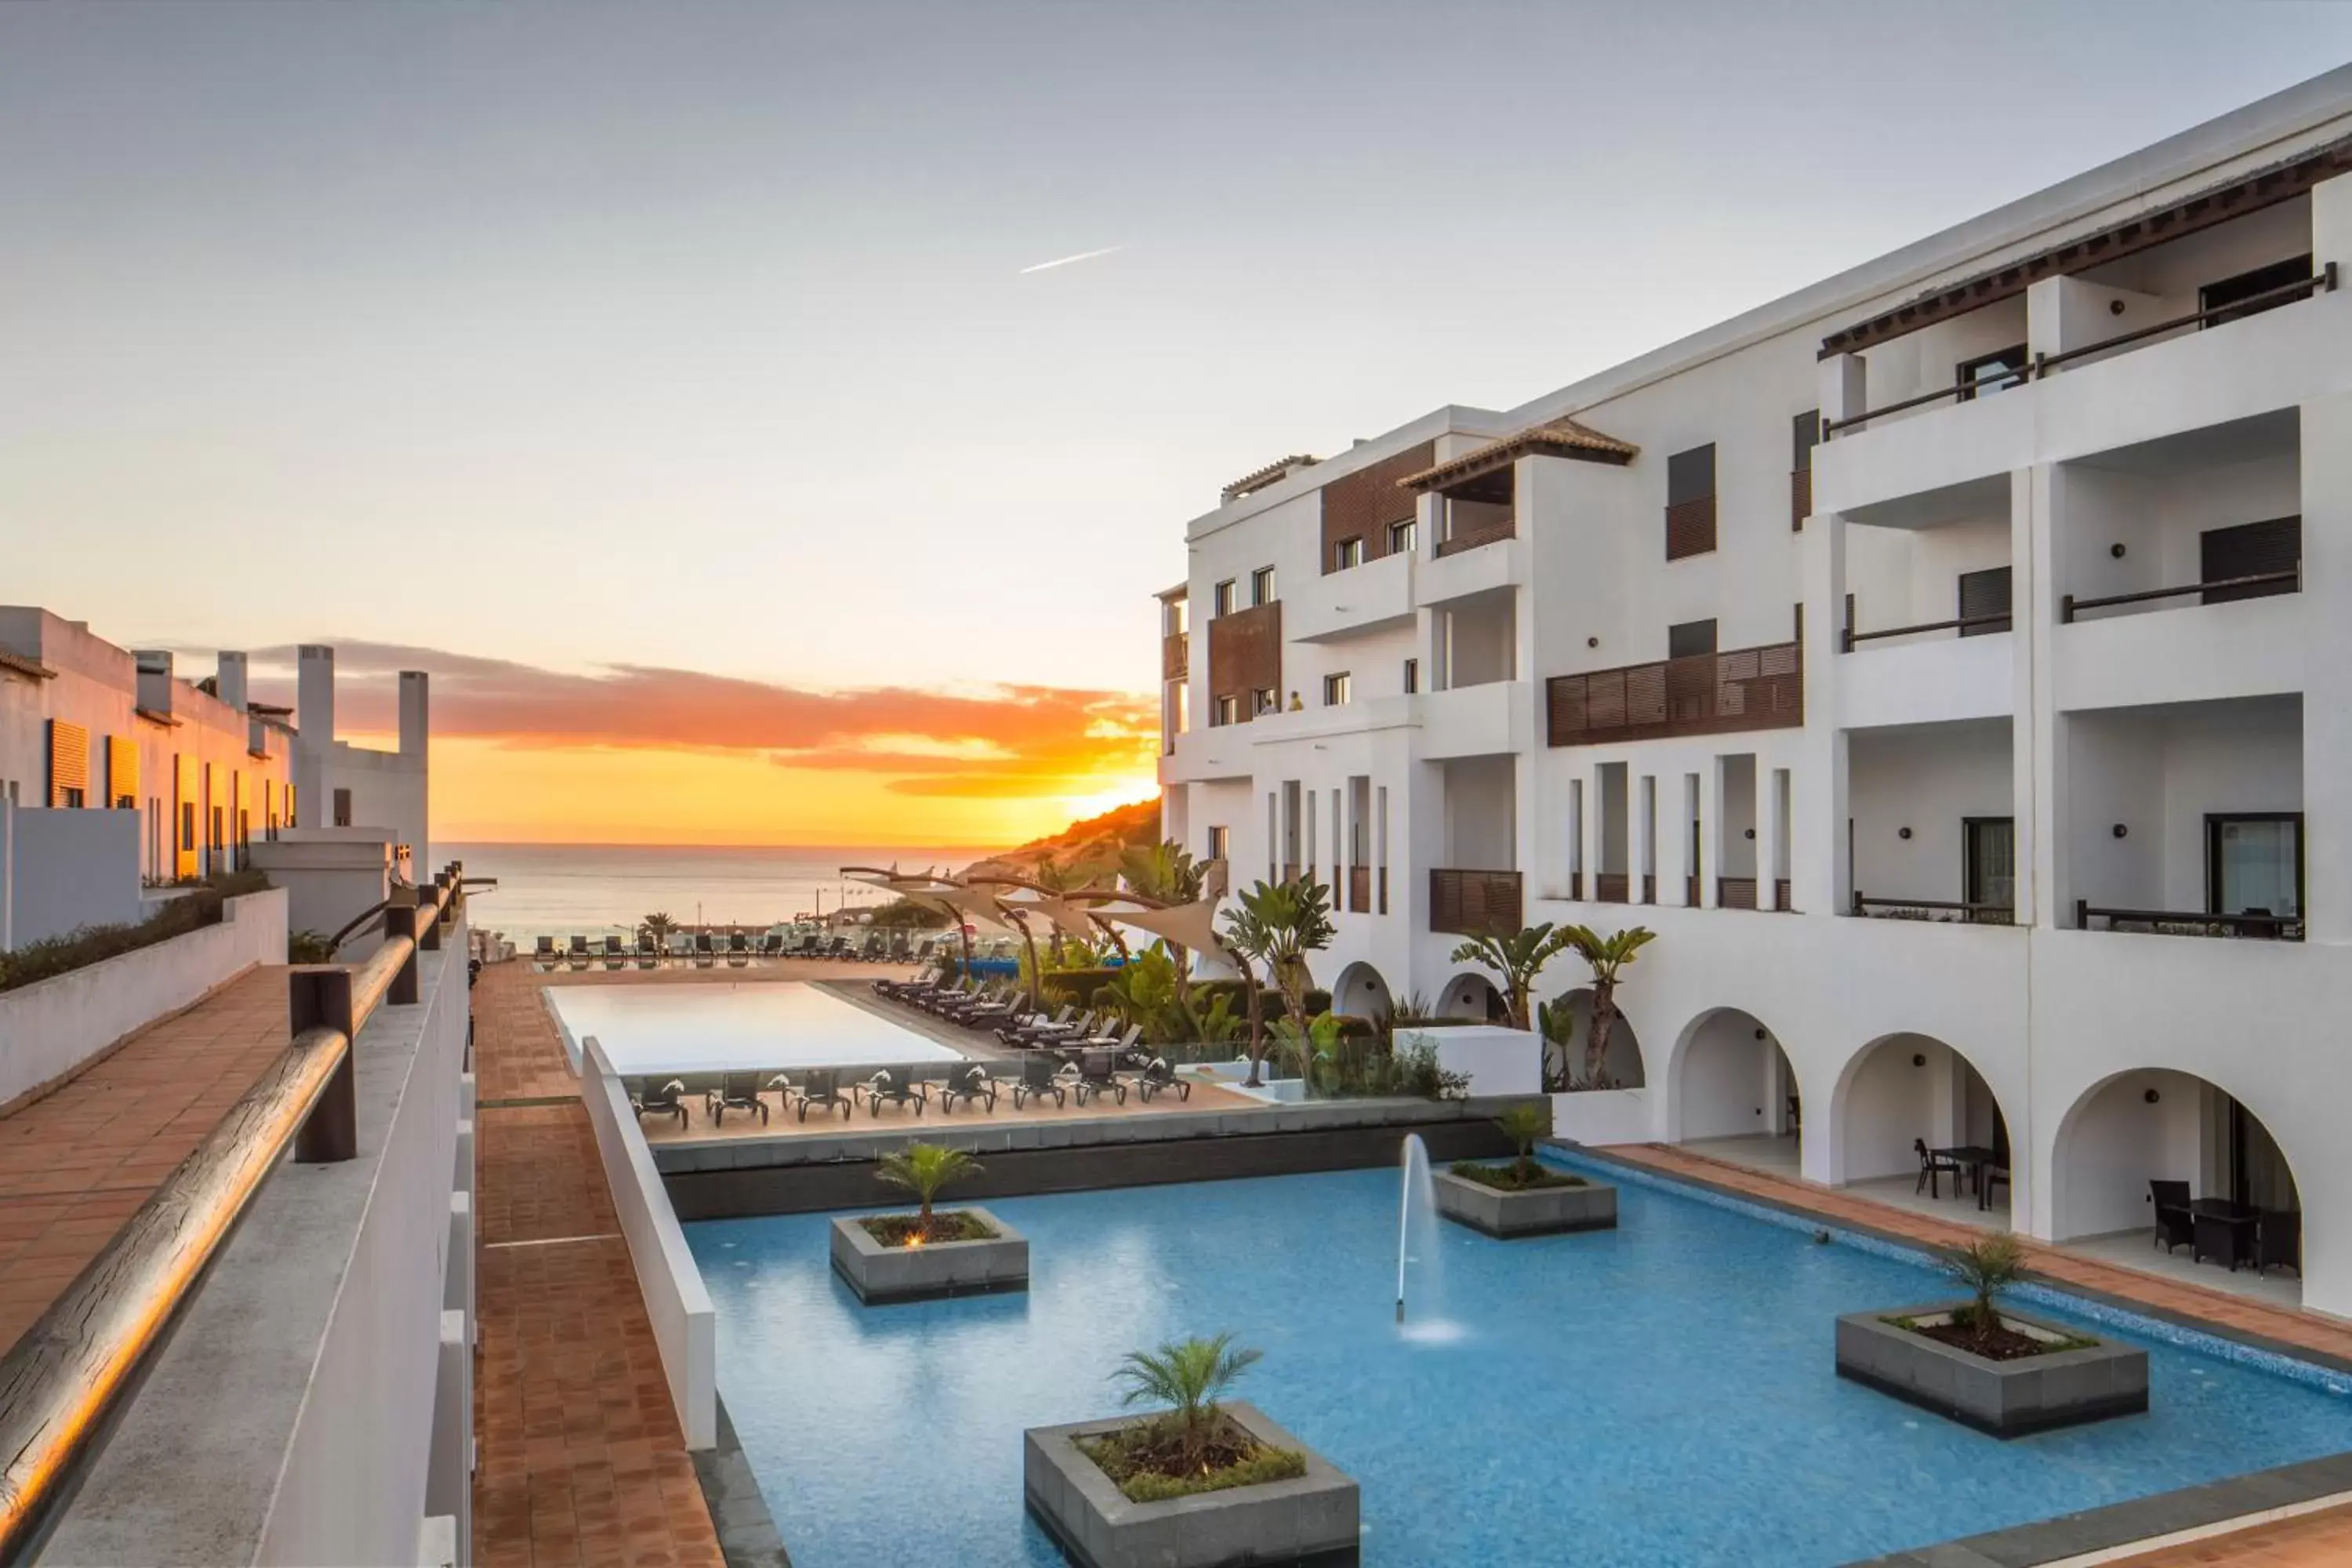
[1329,960,1391,1022]
[1544,986,1647,1090]
[1664,1007,1793,1143]
[1827,1031,2015,1190]
[1436,971,1503,1022]
[2051,1069,2302,1257]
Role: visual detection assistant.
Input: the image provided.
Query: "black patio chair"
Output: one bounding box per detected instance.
[1010,1054,1069,1110]
[1977,1163,2009,1213]
[632,1079,690,1129]
[706,1071,769,1127]
[1127,1056,1190,1103]
[2151,1179,2194,1253]
[1072,1048,1127,1107]
[1914,1138,1962,1200]
[997,1005,1073,1047]
[862,1067,925,1118]
[775,1068,852,1122]
[935,1062,1003,1115]
[2259,1210,2302,1276]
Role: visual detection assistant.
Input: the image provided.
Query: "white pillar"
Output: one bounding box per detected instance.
[2013,466,2045,927]
[1629,774,1654,906]
[2302,393,2352,945]
[2310,169,2352,279]
[1758,764,1786,913]
[296,645,335,828]
[1703,757,1730,909]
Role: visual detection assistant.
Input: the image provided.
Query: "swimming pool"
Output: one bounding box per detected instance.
[689,1160,2352,1567]
[548,982,961,1075]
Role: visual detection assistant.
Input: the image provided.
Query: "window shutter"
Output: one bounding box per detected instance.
[2201,516,2300,604]
[48,720,89,806]
[1958,567,2012,637]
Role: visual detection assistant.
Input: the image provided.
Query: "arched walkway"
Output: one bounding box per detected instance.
[1545,987,1646,1091]
[1329,961,1391,1022]
[1828,1033,2013,1218]
[2051,1069,2300,1298]
[1436,971,1502,1022]
[1667,1007,1789,1145]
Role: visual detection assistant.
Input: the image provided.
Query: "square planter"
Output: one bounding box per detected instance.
[1024,1399,1359,1568]
[829,1207,1029,1305]
[1835,1301,2148,1437]
[1432,1167,1617,1238]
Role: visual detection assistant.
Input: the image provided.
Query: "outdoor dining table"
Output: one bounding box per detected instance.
[2189,1198,2261,1271]
[1929,1144,2000,1203]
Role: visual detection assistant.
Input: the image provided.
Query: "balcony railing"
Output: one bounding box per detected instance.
[1434,510,1515,558]
[1719,877,1758,909]
[1854,894,2014,925]
[2077,900,2302,942]
[1824,264,2337,437]
[1664,495,1717,561]
[1548,640,1802,746]
[1567,870,1583,901]
[1791,469,1811,532]
[1282,862,1300,884]
[1431,868,1523,935]
[1842,611,2010,651]
[2061,568,2299,622]
[1773,878,1791,912]
[1348,865,1370,913]
[1593,873,1629,904]
[1163,632,1188,681]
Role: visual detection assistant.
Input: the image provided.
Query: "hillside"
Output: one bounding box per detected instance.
[971,796,1161,880]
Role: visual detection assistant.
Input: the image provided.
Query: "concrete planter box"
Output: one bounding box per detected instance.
[1024,1399,1359,1568]
[829,1207,1028,1305]
[1432,1167,1617,1238]
[1835,1302,2148,1437]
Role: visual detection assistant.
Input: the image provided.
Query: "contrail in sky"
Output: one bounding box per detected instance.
[1018,245,1124,274]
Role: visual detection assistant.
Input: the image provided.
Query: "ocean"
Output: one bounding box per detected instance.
[441,842,995,938]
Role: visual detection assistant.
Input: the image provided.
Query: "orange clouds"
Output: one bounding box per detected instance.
[238,641,1157,844]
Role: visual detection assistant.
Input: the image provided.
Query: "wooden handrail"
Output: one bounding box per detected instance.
[1853,894,2014,924]
[1824,266,2335,437]
[2076,899,2302,940]
[1842,612,2011,652]
[0,866,465,1560]
[2061,568,2299,622]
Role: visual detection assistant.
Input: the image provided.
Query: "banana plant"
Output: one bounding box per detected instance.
[1447,924,1571,1031]
[1558,925,1657,1084]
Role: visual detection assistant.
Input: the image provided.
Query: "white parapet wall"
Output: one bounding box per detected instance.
[1399,1024,1542,1097]
[583,1034,717,1450]
[0,885,287,1109]
[1549,1087,1654,1147]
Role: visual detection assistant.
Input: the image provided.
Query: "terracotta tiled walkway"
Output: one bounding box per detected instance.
[1606,1144,2352,1566]
[0,964,289,1355]
[472,960,724,1568]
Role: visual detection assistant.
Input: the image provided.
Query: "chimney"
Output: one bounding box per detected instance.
[398,670,429,758]
[133,650,174,717]
[216,651,249,713]
[297,645,336,750]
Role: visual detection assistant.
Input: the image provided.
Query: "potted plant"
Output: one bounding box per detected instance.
[1432,1104,1617,1237]
[1024,1334,1358,1568]
[1835,1233,2147,1436]
[828,1142,1029,1304]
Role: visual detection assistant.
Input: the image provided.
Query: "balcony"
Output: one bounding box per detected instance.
[1547,641,1802,746]
[1430,868,1522,935]
[1435,506,1513,558]
[1664,495,1716,561]
[1287,550,1414,642]
[1421,680,1530,760]
[1419,535,1524,608]
[1853,895,2013,925]
[2077,901,2300,942]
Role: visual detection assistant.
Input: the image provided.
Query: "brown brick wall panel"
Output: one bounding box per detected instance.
[1206,601,1282,716]
[1320,441,1434,572]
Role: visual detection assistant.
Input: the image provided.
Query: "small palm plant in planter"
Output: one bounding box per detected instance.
[1896,1233,2092,1361]
[863,1142,994,1246]
[1076,1334,1305,1502]
[1448,1103,1586,1192]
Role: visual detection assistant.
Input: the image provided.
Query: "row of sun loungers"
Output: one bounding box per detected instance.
[535,931,902,967]
[627,1050,1192,1131]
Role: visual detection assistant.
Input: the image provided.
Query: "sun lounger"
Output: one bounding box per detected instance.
[1071,1048,1127,1106]
[535,935,557,965]
[632,1079,690,1128]
[996,1004,1074,1047]
[728,931,750,958]
[1126,1056,1191,1102]
[859,1067,926,1117]
[706,1071,769,1126]
[959,989,1029,1028]
[760,932,783,957]
[1065,1022,1142,1058]
[935,1062,1003,1114]
[1010,1053,1069,1110]
[695,931,717,959]
[773,1068,852,1122]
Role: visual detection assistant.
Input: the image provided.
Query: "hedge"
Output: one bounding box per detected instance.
[0,869,271,994]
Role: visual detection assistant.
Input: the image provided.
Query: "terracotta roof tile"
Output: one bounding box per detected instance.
[1221,454,1319,502]
[1398,416,1638,492]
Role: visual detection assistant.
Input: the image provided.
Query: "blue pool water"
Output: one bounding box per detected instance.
[688,1163,2352,1567]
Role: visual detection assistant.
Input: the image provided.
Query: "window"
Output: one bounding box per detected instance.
[180,801,196,851]
[2201,254,2313,329]
[1334,537,1364,570]
[1665,444,1717,561]
[1668,619,1718,660]
[2200,515,2300,604]
[1965,818,2016,913]
[332,786,353,828]
[1212,694,1239,727]
[1388,518,1417,556]
[1250,566,1276,607]
[1667,444,1715,507]
[1956,343,2028,401]
[1323,672,1352,706]
[59,787,85,809]
[1212,579,1236,617]
[1207,825,1229,862]
[1791,410,1820,472]
[1958,566,2013,636]
[1252,687,1278,716]
[1403,657,1419,695]
[1793,602,1805,644]
[2208,814,2302,920]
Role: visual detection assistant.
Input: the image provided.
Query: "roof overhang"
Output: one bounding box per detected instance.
[1399,417,1639,495]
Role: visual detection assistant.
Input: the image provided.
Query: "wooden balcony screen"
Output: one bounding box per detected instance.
[1162,632,1188,681]
[1429,869,1523,935]
[1791,469,1812,532]
[1594,873,1630,904]
[1348,865,1371,913]
[1435,507,1515,558]
[1546,640,1802,746]
[1719,877,1759,910]
[1664,495,1717,560]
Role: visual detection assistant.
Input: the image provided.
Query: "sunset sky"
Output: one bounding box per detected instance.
[8,3,2351,844]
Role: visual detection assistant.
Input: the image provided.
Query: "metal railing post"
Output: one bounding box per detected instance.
[290,967,359,1163]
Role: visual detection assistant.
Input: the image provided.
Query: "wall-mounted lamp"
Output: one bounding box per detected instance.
[1744,828,1756,840]
[1754,1026,1768,1040]
[1912,1052,1927,1068]
[2112,823,2129,839]
[2109,299,2128,316]
[1587,636,1600,649]
[1898,826,1913,840]
[2143,1087,2161,1105]
[2111,543,2128,559]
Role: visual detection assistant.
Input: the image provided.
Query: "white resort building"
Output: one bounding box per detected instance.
[1157,71,2352,1316]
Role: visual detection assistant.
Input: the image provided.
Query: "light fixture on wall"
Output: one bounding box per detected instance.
[2113,823,2129,838]
[2144,1087,2161,1105]
[2110,299,2128,316]
[1898,826,1913,840]
[1744,828,1755,840]
[1912,1052,1926,1067]
[2111,543,2128,558]
[1588,636,1600,648]
[1754,1026,1767,1040]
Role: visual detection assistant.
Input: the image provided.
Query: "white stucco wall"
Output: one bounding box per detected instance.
[0,798,143,946]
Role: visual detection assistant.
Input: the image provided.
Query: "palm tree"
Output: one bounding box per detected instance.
[1218,877,1335,1089]
[1112,1332,1263,1471]
[1448,924,1570,1031]
[1215,898,1276,1087]
[1942,1232,2027,1332]
[1121,840,1207,1006]
[873,1142,981,1237]
[1558,924,1657,1084]
[1494,1102,1551,1185]
[641,911,677,949]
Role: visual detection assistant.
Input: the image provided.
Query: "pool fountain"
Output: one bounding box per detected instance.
[1395,1133,1462,1341]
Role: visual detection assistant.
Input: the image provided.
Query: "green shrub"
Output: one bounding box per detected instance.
[1039,966,1123,1005]
[0,869,272,994]
[1096,1438,1306,1502]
